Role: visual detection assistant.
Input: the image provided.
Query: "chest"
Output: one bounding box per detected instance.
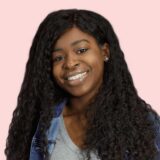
[63,116,86,148]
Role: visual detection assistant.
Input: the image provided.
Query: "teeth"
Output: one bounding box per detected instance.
[67,72,87,81]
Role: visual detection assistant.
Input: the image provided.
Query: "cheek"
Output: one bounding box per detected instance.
[52,66,62,83]
[86,53,104,72]
[89,57,105,81]
[52,67,57,78]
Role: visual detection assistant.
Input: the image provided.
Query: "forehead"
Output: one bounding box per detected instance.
[54,27,98,48]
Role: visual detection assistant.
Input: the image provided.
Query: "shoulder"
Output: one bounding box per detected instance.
[148,111,160,133]
[148,111,160,155]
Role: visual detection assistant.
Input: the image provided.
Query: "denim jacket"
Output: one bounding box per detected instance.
[29,100,160,160]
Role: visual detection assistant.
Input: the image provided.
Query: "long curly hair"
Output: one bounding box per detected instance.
[5,9,159,160]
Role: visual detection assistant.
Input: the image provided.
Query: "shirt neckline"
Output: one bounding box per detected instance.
[59,114,81,152]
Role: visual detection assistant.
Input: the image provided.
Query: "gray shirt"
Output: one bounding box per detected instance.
[50,114,100,160]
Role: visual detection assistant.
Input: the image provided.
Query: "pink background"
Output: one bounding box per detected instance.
[0,0,160,159]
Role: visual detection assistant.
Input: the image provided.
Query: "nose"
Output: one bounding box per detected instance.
[63,54,80,70]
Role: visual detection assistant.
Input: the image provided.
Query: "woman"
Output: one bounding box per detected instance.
[5,9,160,160]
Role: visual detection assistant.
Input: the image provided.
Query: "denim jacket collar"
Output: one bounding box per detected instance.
[29,99,67,160]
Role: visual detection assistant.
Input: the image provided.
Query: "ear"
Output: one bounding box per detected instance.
[100,43,110,60]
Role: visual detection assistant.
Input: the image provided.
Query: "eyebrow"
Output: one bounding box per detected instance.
[53,39,90,52]
[71,39,89,46]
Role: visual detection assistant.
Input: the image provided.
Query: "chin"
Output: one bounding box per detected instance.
[69,91,87,98]
[66,87,91,98]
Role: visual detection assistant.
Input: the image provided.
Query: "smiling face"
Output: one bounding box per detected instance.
[52,27,109,99]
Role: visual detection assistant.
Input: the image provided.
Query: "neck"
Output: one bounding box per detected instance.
[62,79,103,119]
[65,84,103,116]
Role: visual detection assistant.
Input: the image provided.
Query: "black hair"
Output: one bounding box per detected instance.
[5,9,159,160]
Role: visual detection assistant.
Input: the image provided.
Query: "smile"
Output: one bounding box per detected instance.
[67,72,87,81]
[65,71,89,86]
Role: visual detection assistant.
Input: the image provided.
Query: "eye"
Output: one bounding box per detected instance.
[53,56,64,63]
[76,48,88,54]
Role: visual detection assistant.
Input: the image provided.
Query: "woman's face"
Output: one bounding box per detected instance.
[52,27,109,98]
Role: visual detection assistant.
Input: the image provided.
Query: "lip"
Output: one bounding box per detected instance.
[63,70,89,86]
[63,70,89,80]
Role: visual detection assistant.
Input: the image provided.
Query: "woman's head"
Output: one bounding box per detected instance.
[28,9,126,101]
[5,9,159,160]
[52,27,109,98]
